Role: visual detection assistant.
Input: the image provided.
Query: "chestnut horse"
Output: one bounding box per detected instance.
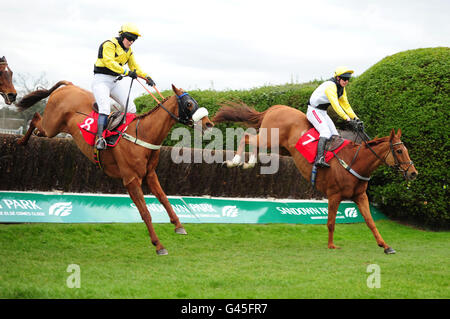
[16,81,214,255]
[0,56,17,105]
[213,104,418,254]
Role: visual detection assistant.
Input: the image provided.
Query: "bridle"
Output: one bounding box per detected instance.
[135,78,206,127]
[0,60,14,104]
[355,128,415,179]
[160,92,200,126]
[0,60,11,75]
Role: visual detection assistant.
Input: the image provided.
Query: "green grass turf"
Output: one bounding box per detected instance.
[0,221,448,299]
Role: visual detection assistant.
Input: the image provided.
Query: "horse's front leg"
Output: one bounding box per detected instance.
[146,170,187,235]
[353,192,395,254]
[126,177,167,255]
[327,194,341,249]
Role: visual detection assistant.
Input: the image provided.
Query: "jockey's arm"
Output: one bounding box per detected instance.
[324,83,352,121]
[338,89,358,120]
[127,53,148,79]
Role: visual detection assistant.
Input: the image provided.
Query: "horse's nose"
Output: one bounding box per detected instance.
[8,93,17,102]
[205,121,214,129]
[408,171,418,180]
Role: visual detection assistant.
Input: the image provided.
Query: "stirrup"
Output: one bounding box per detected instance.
[315,157,330,168]
[95,137,107,150]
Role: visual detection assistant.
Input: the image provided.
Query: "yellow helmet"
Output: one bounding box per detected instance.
[334,66,354,78]
[119,23,142,37]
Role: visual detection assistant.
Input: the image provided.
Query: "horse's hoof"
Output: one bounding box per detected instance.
[384,247,396,254]
[224,160,240,168]
[156,248,169,255]
[242,162,256,169]
[175,227,187,235]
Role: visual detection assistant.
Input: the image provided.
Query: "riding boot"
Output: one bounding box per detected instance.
[95,113,108,150]
[315,137,330,168]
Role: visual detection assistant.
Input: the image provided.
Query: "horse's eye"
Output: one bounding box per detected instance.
[396,149,403,154]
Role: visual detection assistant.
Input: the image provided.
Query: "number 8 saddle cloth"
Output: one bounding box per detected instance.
[77,111,136,147]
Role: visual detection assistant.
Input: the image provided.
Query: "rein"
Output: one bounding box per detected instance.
[136,79,199,127]
[136,79,181,123]
[357,128,414,177]
[337,128,414,180]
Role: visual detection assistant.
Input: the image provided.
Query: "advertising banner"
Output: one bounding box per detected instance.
[0,191,386,224]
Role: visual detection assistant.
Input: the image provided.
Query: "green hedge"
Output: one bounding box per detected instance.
[348,47,449,229]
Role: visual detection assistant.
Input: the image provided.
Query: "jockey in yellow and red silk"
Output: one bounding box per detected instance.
[92,23,155,150]
[307,66,362,168]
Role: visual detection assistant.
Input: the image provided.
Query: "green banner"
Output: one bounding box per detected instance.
[0,191,385,224]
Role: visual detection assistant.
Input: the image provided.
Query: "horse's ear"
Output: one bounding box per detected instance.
[171,84,182,96]
[397,128,402,138]
[389,128,396,140]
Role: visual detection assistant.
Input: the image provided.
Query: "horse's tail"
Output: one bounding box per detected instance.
[16,80,72,111]
[213,102,268,129]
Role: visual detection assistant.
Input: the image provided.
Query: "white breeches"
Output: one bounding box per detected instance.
[92,73,137,115]
[306,106,338,139]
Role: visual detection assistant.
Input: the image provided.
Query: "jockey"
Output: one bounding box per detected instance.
[92,23,155,150]
[306,66,362,168]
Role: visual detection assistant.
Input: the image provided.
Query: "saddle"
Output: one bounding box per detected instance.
[92,102,126,132]
[295,128,350,164]
[325,135,347,152]
[77,103,136,148]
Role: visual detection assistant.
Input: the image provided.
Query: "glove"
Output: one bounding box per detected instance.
[355,118,364,130]
[353,118,364,131]
[127,69,138,80]
[145,76,155,87]
[349,118,362,131]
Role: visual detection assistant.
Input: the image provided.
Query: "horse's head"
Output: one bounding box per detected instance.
[171,84,214,132]
[0,56,17,105]
[387,129,418,181]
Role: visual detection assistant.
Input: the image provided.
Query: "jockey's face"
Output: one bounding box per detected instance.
[338,77,350,87]
[122,37,134,49]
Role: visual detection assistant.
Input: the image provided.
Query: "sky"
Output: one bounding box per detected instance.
[1,0,449,105]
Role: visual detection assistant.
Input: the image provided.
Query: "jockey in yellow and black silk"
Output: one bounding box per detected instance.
[92,23,155,150]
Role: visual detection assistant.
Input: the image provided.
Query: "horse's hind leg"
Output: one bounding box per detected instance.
[17,112,47,145]
[353,192,395,254]
[242,134,258,169]
[225,133,258,168]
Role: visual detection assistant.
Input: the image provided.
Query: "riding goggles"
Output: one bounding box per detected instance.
[123,32,138,42]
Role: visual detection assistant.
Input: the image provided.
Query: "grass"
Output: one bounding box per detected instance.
[0,221,448,299]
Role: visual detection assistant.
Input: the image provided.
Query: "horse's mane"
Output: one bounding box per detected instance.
[347,135,389,148]
[135,96,171,120]
[366,136,389,146]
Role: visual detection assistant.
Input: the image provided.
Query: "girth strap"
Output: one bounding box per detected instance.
[122,133,161,150]
[120,118,161,150]
[332,151,371,181]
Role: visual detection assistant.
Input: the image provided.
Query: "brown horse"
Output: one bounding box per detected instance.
[213,104,418,254]
[16,81,214,255]
[0,56,17,105]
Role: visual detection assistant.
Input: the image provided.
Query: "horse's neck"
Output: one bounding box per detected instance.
[352,139,390,175]
[137,96,178,145]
